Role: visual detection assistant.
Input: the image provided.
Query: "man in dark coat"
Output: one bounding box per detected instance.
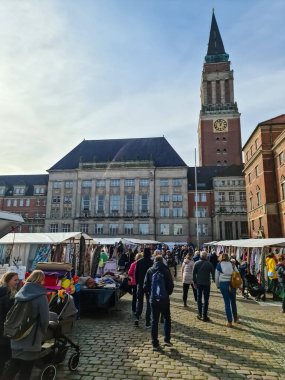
[193,251,215,322]
[144,255,174,350]
[134,247,153,327]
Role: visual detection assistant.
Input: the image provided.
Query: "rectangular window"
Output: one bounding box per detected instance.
[80,224,89,233]
[65,181,73,189]
[52,195,61,204]
[110,179,120,187]
[50,207,60,218]
[50,224,58,233]
[255,166,259,177]
[139,179,149,187]
[82,180,92,188]
[0,187,5,195]
[173,207,183,217]
[81,195,90,211]
[140,194,148,213]
[194,207,207,218]
[239,192,246,201]
[160,208,169,217]
[173,178,182,186]
[125,179,134,187]
[63,207,72,218]
[160,179,169,187]
[194,194,200,202]
[13,199,17,207]
[225,221,233,240]
[201,193,207,202]
[160,194,169,202]
[53,182,61,189]
[96,180,106,187]
[96,195,105,213]
[124,223,133,235]
[63,195,72,204]
[109,223,118,235]
[196,223,208,236]
[110,195,120,213]
[174,224,183,236]
[36,199,40,206]
[125,194,134,213]
[14,187,25,195]
[94,223,104,235]
[218,192,225,201]
[19,199,24,207]
[257,192,261,207]
[241,221,248,236]
[25,199,30,207]
[62,224,71,232]
[160,224,169,235]
[172,194,183,202]
[252,220,255,231]
[229,192,235,202]
[282,182,285,200]
[248,173,251,184]
[139,223,149,235]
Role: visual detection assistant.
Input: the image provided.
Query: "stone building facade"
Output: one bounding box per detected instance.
[45,137,189,242]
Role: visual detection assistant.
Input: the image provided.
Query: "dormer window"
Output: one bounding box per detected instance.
[34,186,46,195]
[14,186,25,195]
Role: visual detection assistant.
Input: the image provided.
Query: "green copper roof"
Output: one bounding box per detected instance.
[205,11,229,63]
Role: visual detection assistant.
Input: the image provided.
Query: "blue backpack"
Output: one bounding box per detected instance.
[151,271,168,301]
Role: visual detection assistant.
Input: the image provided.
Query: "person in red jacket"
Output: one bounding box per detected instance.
[128,252,143,315]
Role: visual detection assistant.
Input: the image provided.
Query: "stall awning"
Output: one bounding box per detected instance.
[0,232,94,244]
[93,237,121,245]
[0,211,24,239]
[122,238,160,245]
[208,238,285,248]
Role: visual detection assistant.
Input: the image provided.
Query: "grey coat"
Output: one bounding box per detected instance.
[11,282,49,360]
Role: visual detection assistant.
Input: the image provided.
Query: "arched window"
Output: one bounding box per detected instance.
[216,137,220,141]
[217,161,221,166]
[223,148,227,153]
[217,149,221,153]
[223,160,227,165]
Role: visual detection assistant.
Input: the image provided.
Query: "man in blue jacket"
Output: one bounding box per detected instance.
[144,255,174,351]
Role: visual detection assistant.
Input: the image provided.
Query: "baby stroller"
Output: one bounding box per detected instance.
[36,293,80,380]
[244,273,266,301]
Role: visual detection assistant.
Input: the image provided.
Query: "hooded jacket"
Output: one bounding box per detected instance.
[143,261,174,302]
[135,249,153,287]
[0,285,14,345]
[181,258,194,284]
[11,282,49,360]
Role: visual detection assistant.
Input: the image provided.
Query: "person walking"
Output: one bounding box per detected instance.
[215,252,239,327]
[193,251,215,322]
[276,255,285,313]
[134,247,153,327]
[144,255,174,351]
[128,252,143,315]
[181,252,197,307]
[2,270,49,380]
[0,272,19,375]
[266,252,279,300]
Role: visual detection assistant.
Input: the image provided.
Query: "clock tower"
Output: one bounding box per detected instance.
[198,11,242,166]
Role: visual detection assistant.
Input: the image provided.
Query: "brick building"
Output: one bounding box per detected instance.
[0,175,48,232]
[198,11,242,167]
[243,115,285,237]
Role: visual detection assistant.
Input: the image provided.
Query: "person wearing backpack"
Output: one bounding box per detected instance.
[0,272,19,375]
[143,255,174,351]
[215,253,240,327]
[2,270,49,380]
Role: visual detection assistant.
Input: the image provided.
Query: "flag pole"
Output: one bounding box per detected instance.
[195,148,199,250]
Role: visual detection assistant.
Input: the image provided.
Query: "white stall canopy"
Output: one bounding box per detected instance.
[0,232,94,244]
[0,211,24,238]
[208,238,285,248]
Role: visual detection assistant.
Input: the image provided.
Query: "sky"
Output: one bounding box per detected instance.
[0,0,284,174]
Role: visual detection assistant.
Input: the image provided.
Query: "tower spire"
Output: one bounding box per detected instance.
[205,11,229,63]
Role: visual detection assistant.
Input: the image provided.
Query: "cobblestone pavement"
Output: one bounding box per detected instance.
[33,272,285,380]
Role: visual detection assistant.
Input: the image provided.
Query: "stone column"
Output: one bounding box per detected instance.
[211,81,216,104]
[220,80,225,104]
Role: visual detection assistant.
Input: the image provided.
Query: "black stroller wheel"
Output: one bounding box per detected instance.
[40,364,56,380]
[68,352,80,371]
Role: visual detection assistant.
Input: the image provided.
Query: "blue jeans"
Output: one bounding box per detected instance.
[220,281,237,322]
[197,284,210,318]
[151,300,171,347]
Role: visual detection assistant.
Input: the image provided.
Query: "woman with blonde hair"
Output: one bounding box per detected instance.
[128,252,143,315]
[215,253,239,327]
[181,252,197,307]
[0,271,19,375]
[2,270,49,380]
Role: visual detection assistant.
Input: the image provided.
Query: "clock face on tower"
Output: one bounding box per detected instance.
[213,119,228,133]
